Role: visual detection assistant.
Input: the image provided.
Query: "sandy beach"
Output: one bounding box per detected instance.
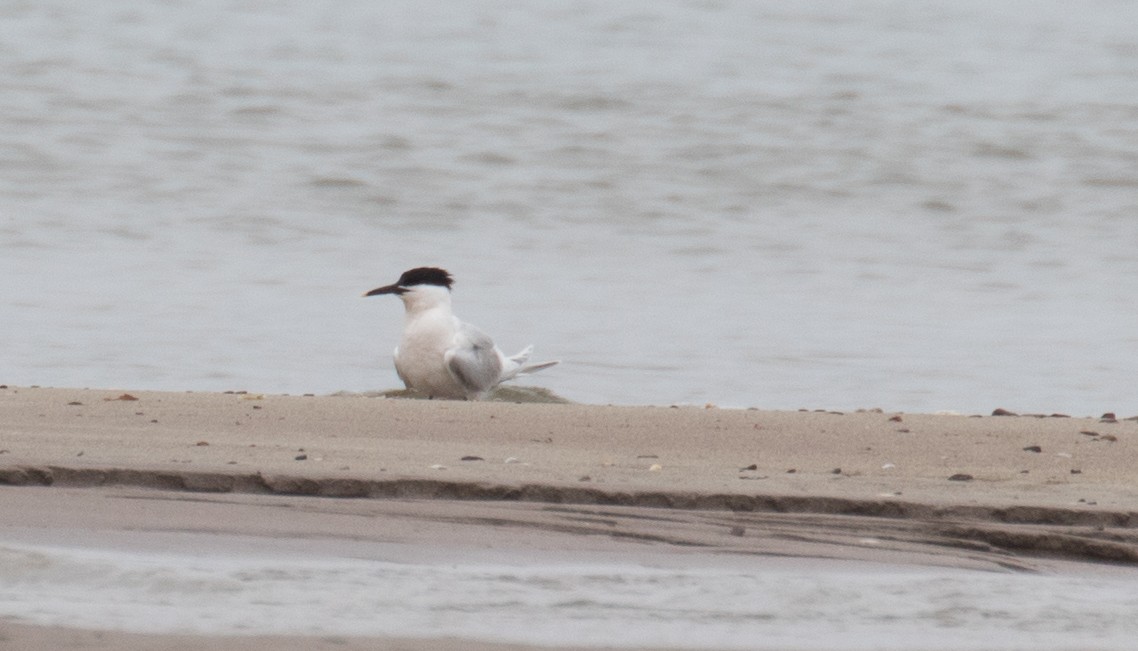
[2,385,1138,649]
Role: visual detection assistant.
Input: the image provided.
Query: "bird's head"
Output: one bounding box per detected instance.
[364,267,454,311]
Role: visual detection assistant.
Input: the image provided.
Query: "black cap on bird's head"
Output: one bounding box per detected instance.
[364,267,454,296]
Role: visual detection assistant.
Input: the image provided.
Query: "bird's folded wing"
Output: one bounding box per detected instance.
[444,323,503,395]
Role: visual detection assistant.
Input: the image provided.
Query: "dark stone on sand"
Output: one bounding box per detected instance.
[948,473,974,481]
[992,408,1017,416]
[1100,413,1118,423]
[1022,445,1042,453]
[460,456,484,461]
[740,464,758,471]
[294,454,308,461]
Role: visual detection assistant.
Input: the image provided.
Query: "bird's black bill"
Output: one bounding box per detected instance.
[363,283,405,297]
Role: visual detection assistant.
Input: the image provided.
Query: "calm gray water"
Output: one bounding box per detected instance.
[2,1,1137,412]
[4,538,1138,650]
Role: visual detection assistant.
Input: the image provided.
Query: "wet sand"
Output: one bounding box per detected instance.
[0,622,617,651]
[2,386,1138,649]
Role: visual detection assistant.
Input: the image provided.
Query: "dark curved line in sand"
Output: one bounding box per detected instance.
[4,463,1138,565]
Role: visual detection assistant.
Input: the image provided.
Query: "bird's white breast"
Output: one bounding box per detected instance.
[393,307,467,398]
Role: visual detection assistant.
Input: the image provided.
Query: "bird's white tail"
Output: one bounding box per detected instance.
[500,345,559,382]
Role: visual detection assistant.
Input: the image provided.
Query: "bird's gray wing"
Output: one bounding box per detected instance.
[444,323,503,397]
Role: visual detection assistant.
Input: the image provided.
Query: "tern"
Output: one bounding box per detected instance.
[364,267,559,400]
